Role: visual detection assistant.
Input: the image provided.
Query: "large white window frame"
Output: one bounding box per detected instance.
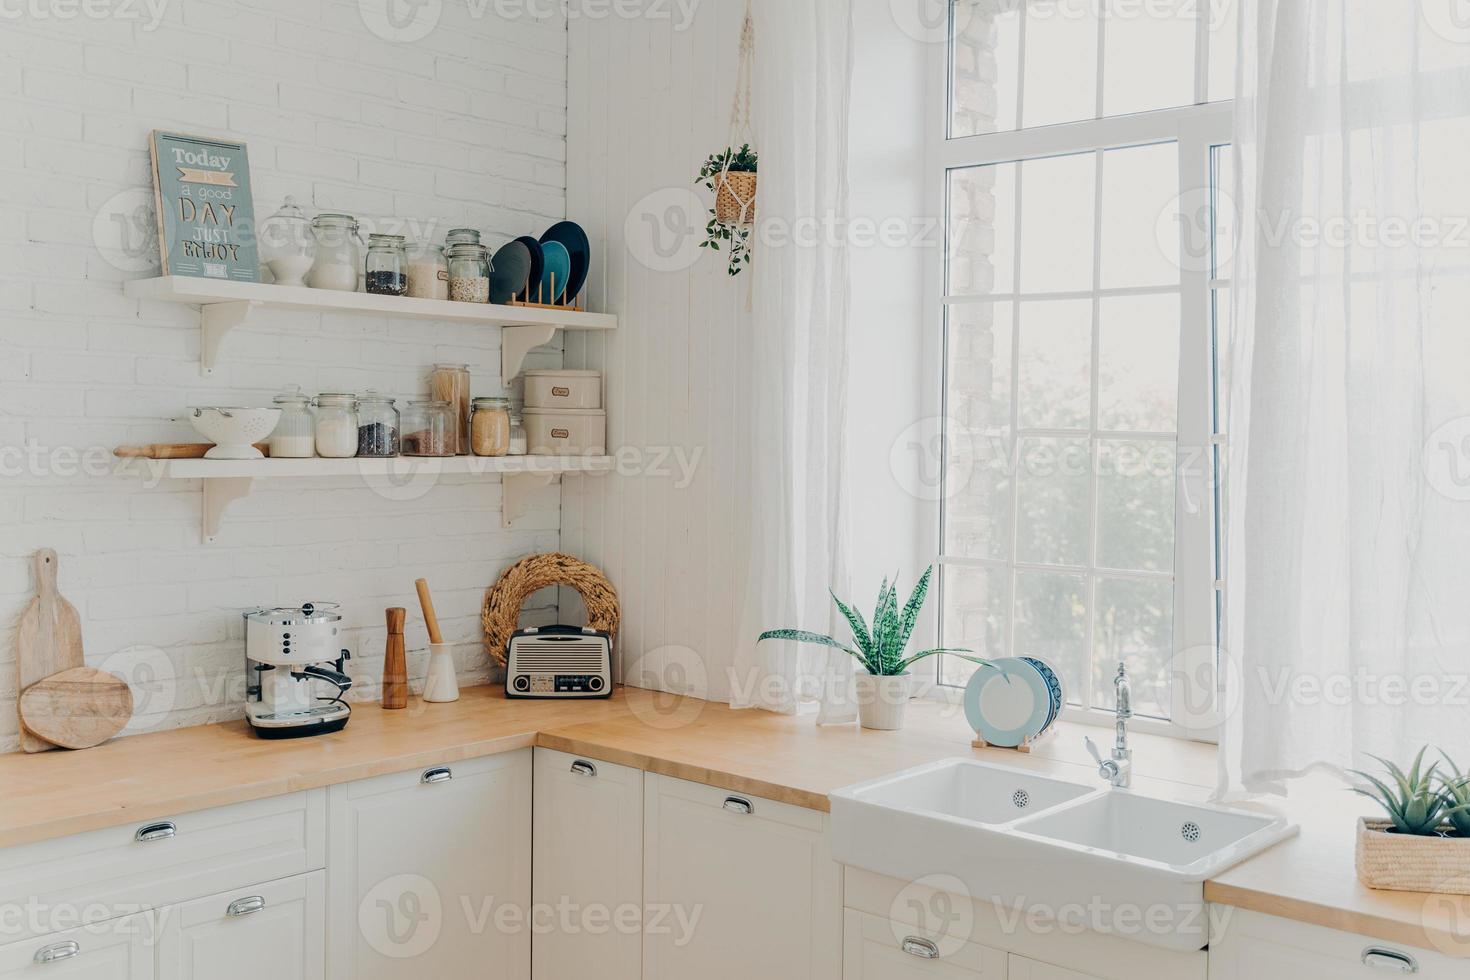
[924,4,1233,741]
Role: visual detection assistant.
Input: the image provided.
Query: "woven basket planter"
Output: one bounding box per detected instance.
[715,171,757,224]
[481,553,620,667]
[1356,819,1470,894]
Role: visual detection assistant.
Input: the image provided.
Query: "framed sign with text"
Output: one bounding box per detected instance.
[149,131,260,281]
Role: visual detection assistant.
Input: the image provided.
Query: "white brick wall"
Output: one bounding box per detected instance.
[0,0,575,751]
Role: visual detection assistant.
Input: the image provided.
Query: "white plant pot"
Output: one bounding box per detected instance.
[854,672,912,731]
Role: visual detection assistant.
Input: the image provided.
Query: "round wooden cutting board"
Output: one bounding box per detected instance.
[19,667,133,750]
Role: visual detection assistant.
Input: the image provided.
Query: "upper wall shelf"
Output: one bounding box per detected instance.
[123,276,618,380]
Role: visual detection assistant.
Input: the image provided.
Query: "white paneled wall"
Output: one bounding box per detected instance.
[562,0,751,701]
[0,0,573,750]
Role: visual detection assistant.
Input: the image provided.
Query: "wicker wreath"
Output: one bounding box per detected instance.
[481,553,620,667]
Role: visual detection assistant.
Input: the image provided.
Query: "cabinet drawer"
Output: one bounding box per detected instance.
[649,771,825,833]
[844,910,1007,978]
[0,912,153,978]
[157,871,325,980]
[1211,909,1462,980]
[0,790,325,944]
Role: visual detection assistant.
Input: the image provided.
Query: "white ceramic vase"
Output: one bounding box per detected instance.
[854,671,912,731]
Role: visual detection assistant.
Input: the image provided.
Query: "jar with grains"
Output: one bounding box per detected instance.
[406,242,448,301]
[313,392,358,458]
[364,234,408,296]
[446,242,491,304]
[470,397,512,457]
[508,413,527,455]
[429,362,471,455]
[270,384,317,458]
[400,400,456,457]
[356,390,399,457]
[307,213,362,292]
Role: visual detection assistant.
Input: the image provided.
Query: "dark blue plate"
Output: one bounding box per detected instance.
[540,221,591,303]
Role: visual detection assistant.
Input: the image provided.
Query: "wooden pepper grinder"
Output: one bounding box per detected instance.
[382,607,408,709]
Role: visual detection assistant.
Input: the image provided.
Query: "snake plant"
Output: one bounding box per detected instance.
[757,566,992,677]
[1438,755,1470,837]
[1350,747,1470,836]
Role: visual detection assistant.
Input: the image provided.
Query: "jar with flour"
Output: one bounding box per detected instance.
[307,214,362,292]
[313,392,358,458]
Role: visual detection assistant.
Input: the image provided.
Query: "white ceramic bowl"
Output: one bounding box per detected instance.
[190,407,282,460]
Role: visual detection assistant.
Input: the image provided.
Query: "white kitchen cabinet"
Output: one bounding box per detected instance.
[1008,955,1104,980]
[1210,908,1461,980]
[532,748,642,980]
[326,750,532,980]
[643,773,842,980]
[0,914,153,979]
[843,909,1007,979]
[157,871,324,980]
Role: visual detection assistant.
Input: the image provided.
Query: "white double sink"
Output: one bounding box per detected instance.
[830,758,1297,952]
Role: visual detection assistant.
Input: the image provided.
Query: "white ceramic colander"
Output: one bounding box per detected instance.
[190,407,282,460]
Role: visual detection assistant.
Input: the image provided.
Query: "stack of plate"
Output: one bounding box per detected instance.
[963,656,1065,748]
[490,221,591,305]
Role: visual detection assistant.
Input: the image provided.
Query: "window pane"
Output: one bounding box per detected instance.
[1100,141,1180,289]
[1207,0,1237,102]
[1093,576,1174,718]
[941,564,1010,686]
[1096,439,1176,573]
[1015,570,1088,704]
[951,0,1020,137]
[1016,436,1091,566]
[1098,293,1180,432]
[1017,299,1091,429]
[948,162,1017,296]
[1022,0,1099,129]
[1018,153,1096,293]
[1102,0,1196,117]
[945,303,1014,561]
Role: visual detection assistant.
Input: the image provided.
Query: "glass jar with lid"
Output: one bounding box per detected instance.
[445,228,482,247]
[307,214,363,292]
[259,196,314,287]
[355,390,400,457]
[470,397,512,457]
[406,241,448,301]
[313,392,358,458]
[401,400,456,457]
[429,363,471,455]
[508,413,527,455]
[364,234,408,296]
[270,384,316,458]
[447,243,491,303]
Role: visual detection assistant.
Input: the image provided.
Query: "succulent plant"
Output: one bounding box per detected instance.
[1350,747,1465,836]
[1438,754,1470,837]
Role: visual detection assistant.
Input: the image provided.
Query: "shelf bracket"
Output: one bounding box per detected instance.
[501,324,559,380]
[202,477,253,544]
[200,301,260,376]
[502,472,558,528]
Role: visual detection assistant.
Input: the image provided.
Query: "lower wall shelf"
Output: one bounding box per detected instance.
[136,456,615,543]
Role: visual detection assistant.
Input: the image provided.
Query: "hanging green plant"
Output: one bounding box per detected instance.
[696,144,758,276]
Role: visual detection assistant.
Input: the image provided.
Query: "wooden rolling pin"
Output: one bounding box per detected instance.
[114,443,271,459]
[382,607,408,710]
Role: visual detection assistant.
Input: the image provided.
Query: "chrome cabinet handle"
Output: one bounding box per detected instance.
[722,796,754,815]
[421,767,453,784]
[570,760,597,777]
[226,895,267,917]
[902,936,940,959]
[34,941,80,964]
[135,821,177,843]
[1362,947,1418,974]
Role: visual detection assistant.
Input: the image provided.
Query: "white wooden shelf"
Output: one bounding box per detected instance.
[143,454,614,543]
[123,276,618,379]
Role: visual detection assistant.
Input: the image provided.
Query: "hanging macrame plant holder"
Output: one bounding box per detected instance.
[716,4,757,226]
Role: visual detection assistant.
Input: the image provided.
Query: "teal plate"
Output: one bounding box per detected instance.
[964,657,1053,748]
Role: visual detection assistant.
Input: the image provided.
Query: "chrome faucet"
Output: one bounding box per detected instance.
[1085,663,1133,788]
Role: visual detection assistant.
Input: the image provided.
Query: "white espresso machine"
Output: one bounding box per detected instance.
[243,603,353,739]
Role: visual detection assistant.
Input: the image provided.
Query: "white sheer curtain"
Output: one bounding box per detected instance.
[729,0,858,721]
[1220,0,1470,794]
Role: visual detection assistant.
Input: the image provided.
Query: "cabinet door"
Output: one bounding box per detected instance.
[157,871,324,980]
[532,748,642,980]
[643,773,841,980]
[843,910,1006,979]
[1008,956,1103,980]
[1210,908,1461,980]
[327,750,532,980]
[0,914,152,979]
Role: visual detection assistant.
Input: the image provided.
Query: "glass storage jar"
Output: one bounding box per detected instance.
[313,392,358,458]
[364,234,408,296]
[406,241,448,300]
[400,400,456,457]
[356,390,400,457]
[429,363,471,455]
[259,196,314,287]
[470,397,512,457]
[446,242,491,304]
[508,413,527,455]
[270,385,317,458]
[307,213,362,292]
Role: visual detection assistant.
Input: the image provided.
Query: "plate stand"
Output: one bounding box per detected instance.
[971,725,1058,754]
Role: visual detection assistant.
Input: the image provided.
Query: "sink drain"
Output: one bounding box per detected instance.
[1012,789,1030,809]
[1181,821,1202,843]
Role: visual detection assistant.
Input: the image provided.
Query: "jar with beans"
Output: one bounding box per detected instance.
[400,400,456,457]
[356,390,400,457]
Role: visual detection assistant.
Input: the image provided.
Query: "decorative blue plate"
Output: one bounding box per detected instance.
[539,240,571,303]
[963,657,1053,748]
[1020,656,1065,731]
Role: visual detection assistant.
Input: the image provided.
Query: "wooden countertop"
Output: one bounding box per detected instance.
[2,685,1466,956]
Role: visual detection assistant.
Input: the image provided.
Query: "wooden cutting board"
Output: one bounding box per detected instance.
[114,443,271,459]
[18,667,133,750]
[15,549,85,753]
